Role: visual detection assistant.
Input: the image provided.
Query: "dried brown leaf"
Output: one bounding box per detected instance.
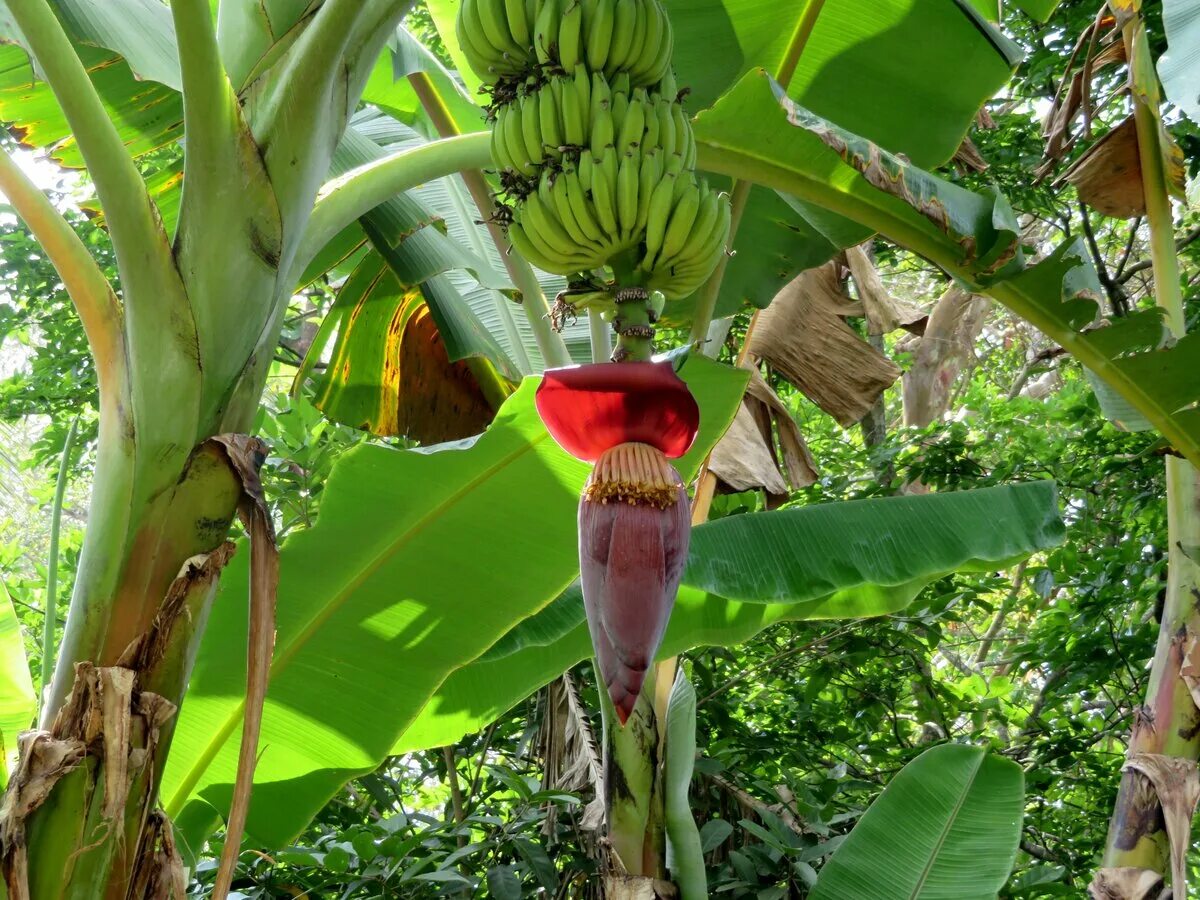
[749,264,900,427]
[1122,753,1200,897]
[1089,866,1165,899]
[208,435,279,900]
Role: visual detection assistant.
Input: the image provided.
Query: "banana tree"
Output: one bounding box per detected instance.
[0,0,1197,897]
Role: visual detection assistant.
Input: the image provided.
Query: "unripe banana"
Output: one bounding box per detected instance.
[533,0,559,65]
[478,0,524,60]
[610,89,629,142]
[655,98,675,159]
[558,0,584,69]
[635,147,663,232]
[641,90,660,150]
[521,191,595,266]
[642,170,677,266]
[630,3,668,86]
[508,219,565,274]
[551,171,605,250]
[579,151,595,191]
[662,185,718,271]
[616,150,640,238]
[586,0,615,72]
[598,144,619,202]
[504,103,536,175]
[560,75,587,147]
[491,109,514,171]
[590,87,614,157]
[605,0,638,75]
[574,63,592,117]
[519,92,544,165]
[589,150,621,238]
[542,78,565,152]
[670,101,690,158]
[564,169,605,241]
[658,65,677,102]
[459,0,518,81]
[653,175,701,269]
[505,0,531,47]
[617,93,645,153]
[611,71,631,98]
[621,0,650,78]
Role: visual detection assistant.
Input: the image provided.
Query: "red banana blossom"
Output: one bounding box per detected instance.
[536,362,698,724]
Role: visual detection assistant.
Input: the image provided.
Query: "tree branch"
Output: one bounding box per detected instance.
[0,147,124,387]
[1117,225,1200,285]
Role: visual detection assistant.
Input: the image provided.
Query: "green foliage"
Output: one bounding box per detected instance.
[810,745,1024,899]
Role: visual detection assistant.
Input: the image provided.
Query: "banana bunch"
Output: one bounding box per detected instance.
[458,0,672,89]
[509,161,728,299]
[491,68,692,177]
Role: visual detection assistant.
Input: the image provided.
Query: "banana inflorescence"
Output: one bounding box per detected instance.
[458,0,730,347]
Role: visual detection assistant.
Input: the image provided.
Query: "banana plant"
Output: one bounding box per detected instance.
[0,0,505,894]
[0,0,1196,897]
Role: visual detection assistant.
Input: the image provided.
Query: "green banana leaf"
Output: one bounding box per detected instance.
[810,744,1024,899]
[692,70,1200,469]
[395,481,1064,753]
[1161,0,1200,126]
[0,582,35,782]
[159,354,749,850]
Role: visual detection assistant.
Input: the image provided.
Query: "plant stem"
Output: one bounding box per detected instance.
[1095,13,1200,892]
[407,71,571,369]
[42,417,78,709]
[298,132,494,275]
[0,148,124,392]
[589,309,611,363]
[687,0,827,347]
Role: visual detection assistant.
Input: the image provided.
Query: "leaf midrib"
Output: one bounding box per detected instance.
[163,429,551,816]
[908,751,984,899]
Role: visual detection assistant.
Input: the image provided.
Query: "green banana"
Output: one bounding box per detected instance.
[641,90,660,149]
[635,147,662,232]
[560,75,586,147]
[655,98,675,159]
[508,219,563,274]
[662,185,718,270]
[478,0,524,60]
[505,0,531,48]
[617,92,645,153]
[611,71,631,97]
[605,0,638,75]
[586,0,615,71]
[670,101,689,157]
[521,190,589,262]
[519,92,544,165]
[589,151,621,239]
[558,0,584,69]
[598,144,619,200]
[564,169,605,242]
[579,151,595,191]
[622,0,650,78]
[641,170,677,266]
[553,171,602,248]
[590,86,614,156]
[459,0,516,80]
[654,175,701,268]
[630,3,667,85]
[491,115,513,171]
[533,0,559,65]
[574,63,592,117]
[504,103,535,175]
[542,78,565,152]
[550,171,603,250]
[616,150,640,238]
[610,89,629,143]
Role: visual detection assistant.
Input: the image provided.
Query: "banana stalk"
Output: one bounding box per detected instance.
[1092,5,1200,898]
